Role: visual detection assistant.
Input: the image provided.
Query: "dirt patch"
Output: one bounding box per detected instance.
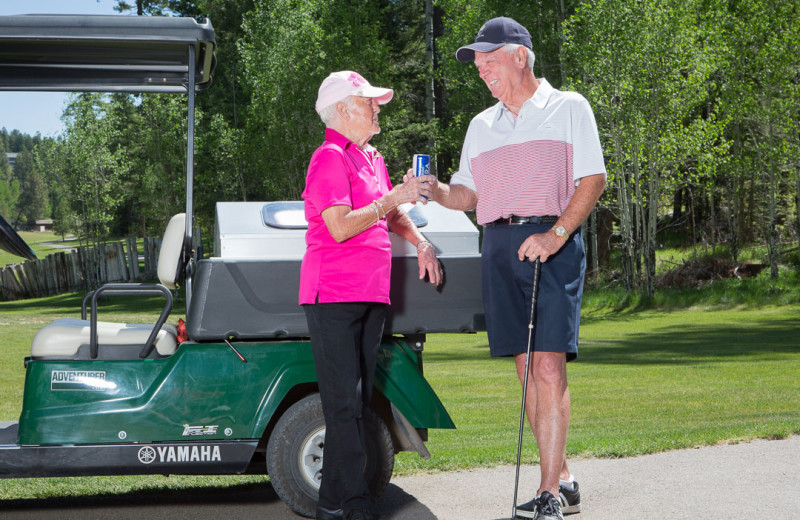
[657,257,767,288]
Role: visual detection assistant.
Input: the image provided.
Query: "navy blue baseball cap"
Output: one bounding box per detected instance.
[456,17,533,62]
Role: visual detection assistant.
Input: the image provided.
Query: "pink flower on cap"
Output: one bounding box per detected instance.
[315,70,394,114]
[347,72,364,87]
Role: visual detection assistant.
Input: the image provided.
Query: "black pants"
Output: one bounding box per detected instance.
[303,301,387,514]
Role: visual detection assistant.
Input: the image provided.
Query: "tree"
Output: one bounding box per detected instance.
[124,93,195,236]
[0,142,19,222]
[61,93,132,286]
[13,149,49,227]
[114,0,172,16]
[239,0,396,200]
[563,0,728,295]
[715,0,800,277]
[34,138,76,240]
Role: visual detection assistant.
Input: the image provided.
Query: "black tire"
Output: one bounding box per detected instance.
[266,392,394,517]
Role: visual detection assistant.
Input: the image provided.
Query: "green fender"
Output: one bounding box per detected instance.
[373,337,455,430]
[248,336,455,436]
[18,337,452,446]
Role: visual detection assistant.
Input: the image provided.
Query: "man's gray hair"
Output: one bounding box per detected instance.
[319,96,357,127]
[503,43,535,72]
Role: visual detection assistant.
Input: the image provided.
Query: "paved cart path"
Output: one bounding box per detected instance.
[2,435,798,520]
[384,435,800,520]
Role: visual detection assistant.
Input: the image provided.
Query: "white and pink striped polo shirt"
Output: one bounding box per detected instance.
[450,79,606,225]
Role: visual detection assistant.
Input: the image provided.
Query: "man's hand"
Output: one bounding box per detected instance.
[518,174,605,262]
[517,230,566,262]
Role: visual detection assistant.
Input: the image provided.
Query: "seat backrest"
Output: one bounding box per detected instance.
[157,213,187,289]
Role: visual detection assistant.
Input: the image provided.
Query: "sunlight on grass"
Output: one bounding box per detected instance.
[395,304,800,474]
[1,282,799,491]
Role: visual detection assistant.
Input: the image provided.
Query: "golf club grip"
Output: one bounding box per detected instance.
[528,258,541,328]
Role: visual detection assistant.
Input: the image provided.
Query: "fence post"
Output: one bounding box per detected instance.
[126,237,140,281]
[1,266,23,300]
[1,235,161,300]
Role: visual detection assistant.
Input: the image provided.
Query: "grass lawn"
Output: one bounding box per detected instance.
[398,304,800,473]
[0,231,77,267]
[0,286,798,498]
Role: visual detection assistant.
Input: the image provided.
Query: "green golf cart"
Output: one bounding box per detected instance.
[0,14,483,517]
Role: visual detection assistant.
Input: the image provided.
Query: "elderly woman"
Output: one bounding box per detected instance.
[299,71,440,520]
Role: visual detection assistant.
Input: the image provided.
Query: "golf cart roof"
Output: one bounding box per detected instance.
[0,14,216,93]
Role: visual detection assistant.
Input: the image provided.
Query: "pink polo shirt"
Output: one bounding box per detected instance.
[299,128,393,305]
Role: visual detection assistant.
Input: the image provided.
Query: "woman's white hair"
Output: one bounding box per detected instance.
[503,43,535,72]
[319,96,358,127]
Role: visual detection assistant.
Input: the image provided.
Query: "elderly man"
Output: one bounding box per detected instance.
[416,17,606,520]
[301,70,440,520]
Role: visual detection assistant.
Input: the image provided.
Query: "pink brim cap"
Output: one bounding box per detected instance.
[315,70,394,114]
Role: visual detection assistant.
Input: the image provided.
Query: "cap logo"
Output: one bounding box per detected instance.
[348,73,365,87]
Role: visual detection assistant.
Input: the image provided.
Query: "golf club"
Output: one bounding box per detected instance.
[511,257,542,520]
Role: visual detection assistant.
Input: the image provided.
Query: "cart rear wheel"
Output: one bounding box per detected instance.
[266,392,394,517]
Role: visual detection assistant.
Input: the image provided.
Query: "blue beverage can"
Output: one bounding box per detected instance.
[413,154,431,178]
[413,154,431,201]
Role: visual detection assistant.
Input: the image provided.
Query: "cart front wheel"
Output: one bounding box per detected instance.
[266,392,394,517]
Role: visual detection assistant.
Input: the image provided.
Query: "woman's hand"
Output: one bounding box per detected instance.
[403,169,438,204]
[416,240,443,285]
[387,174,434,206]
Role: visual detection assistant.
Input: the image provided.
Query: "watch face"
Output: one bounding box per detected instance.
[554,226,568,238]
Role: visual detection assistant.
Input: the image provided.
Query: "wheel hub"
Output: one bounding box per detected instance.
[298,426,325,490]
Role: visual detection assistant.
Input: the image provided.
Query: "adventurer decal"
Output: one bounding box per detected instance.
[50,370,109,391]
[137,445,222,464]
[182,424,218,436]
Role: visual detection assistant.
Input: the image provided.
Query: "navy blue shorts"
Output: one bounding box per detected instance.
[481,222,585,361]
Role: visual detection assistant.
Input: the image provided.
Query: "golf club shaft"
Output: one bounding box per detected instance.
[512,258,541,519]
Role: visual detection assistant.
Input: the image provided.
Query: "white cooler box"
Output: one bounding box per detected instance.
[187,201,484,341]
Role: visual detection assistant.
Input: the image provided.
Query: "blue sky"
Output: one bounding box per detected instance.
[0,1,124,137]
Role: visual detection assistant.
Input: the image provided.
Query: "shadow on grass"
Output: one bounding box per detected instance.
[422,314,800,367]
[580,316,800,366]
[0,291,186,318]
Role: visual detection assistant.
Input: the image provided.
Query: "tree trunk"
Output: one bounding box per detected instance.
[556,0,567,86]
[633,156,644,289]
[424,0,437,177]
[618,169,635,291]
[642,164,658,298]
[672,187,683,229]
[687,187,696,252]
[796,160,800,266]
[708,189,717,254]
[589,208,600,277]
[727,124,741,262]
[767,118,778,279]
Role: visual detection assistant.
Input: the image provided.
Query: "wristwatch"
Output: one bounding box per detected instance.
[551,225,569,240]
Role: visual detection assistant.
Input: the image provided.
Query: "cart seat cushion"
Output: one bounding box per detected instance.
[31,318,178,358]
[158,213,186,289]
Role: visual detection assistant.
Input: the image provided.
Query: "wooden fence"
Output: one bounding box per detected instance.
[0,237,161,301]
